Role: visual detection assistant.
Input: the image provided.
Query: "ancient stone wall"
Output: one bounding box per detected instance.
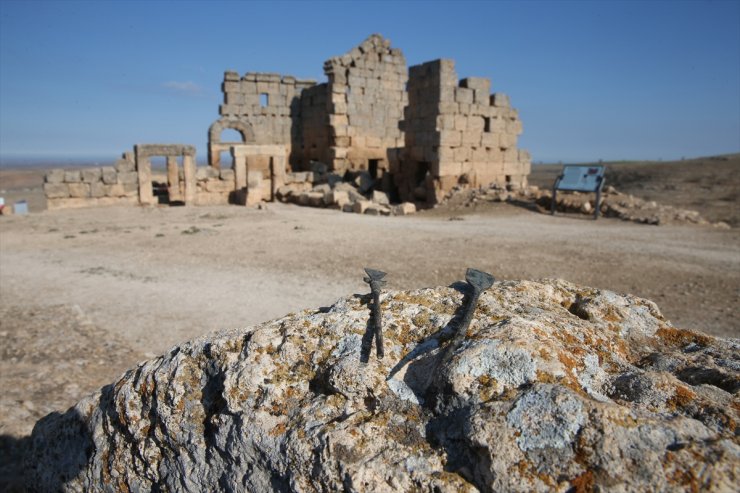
[42,152,139,210]
[296,83,330,167]
[399,59,531,205]
[209,72,313,169]
[323,34,407,176]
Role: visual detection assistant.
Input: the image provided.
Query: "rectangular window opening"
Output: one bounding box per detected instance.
[260,93,269,107]
[484,117,491,132]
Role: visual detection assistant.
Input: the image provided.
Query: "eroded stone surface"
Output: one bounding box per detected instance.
[26,280,739,492]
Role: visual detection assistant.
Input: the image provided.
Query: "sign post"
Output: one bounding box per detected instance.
[551,165,605,219]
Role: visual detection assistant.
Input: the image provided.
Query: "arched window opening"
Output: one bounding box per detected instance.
[220,128,245,143]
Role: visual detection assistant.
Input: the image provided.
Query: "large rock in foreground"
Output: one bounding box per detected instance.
[27,280,739,492]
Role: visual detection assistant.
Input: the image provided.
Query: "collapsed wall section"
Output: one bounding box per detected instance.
[399,59,531,205]
[323,34,407,179]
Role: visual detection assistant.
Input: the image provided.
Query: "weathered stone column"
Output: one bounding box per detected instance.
[210,146,221,169]
[135,146,155,206]
[167,156,182,202]
[183,154,196,205]
[232,149,247,190]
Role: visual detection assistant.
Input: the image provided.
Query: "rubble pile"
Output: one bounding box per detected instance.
[277,164,417,216]
[440,183,731,227]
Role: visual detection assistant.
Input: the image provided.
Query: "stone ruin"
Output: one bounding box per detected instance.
[43,34,530,212]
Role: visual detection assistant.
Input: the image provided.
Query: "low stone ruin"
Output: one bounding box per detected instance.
[41,34,531,213]
[439,182,731,227]
[276,165,417,216]
[25,279,739,491]
[43,152,140,210]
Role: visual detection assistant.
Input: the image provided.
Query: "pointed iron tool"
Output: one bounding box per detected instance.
[451,268,495,348]
[363,268,387,359]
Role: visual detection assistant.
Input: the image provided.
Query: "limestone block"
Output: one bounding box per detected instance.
[487,147,504,162]
[468,116,485,133]
[518,149,531,163]
[247,171,263,189]
[437,175,458,192]
[434,161,463,177]
[78,168,100,183]
[225,92,245,105]
[472,147,489,161]
[364,204,381,216]
[118,172,138,185]
[366,136,382,148]
[333,136,350,147]
[100,167,117,184]
[353,200,371,214]
[220,169,235,183]
[43,183,70,199]
[454,115,468,131]
[436,115,456,131]
[105,184,125,197]
[481,132,500,148]
[306,192,324,207]
[437,102,458,114]
[451,147,472,162]
[504,160,525,175]
[460,77,490,94]
[491,93,511,108]
[204,179,233,193]
[45,169,65,184]
[90,182,106,198]
[455,87,474,104]
[325,190,349,206]
[196,192,230,206]
[224,71,239,81]
[122,183,138,196]
[503,147,519,163]
[436,146,455,161]
[372,190,389,205]
[500,133,518,149]
[437,130,462,147]
[392,202,416,215]
[64,170,81,183]
[223,81,241,92]
[68,183,91,198]
[114,159,135,173]
[196,166,220,181]
[506,119,523,135]
[462,131,481,147]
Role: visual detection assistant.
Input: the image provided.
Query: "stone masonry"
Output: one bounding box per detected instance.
[42,34,530,211]
[322,34,407,178]
[209,73,315,169]
[399,59,530,205]
[209,34,530,208]
[43,152,139,210]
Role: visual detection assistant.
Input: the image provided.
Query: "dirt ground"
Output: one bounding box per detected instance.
[1,157,738,489]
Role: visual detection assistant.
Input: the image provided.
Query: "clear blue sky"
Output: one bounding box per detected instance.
[1,0,738,163]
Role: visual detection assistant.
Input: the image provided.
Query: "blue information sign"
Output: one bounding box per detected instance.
[551,165,606,219]
[557,166,605,192]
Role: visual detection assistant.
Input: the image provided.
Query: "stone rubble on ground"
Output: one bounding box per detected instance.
[440,182,732,227]
[276,163,417,216]
[26,279,739,492]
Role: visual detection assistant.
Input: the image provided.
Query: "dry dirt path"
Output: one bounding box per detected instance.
[1,201,738,488]
[1,202,737,355]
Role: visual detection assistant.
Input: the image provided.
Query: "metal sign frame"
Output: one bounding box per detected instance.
[551,165,605,219]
